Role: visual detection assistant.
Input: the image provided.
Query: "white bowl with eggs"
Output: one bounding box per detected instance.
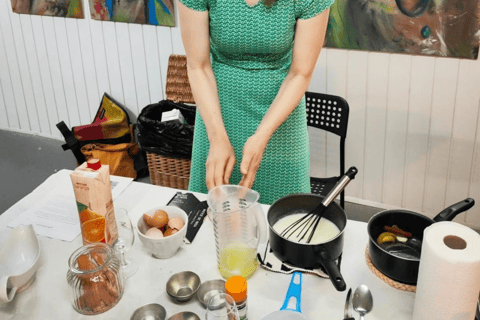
[136,206,188,259]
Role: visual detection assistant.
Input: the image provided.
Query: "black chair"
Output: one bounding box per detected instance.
[305,92,350,209]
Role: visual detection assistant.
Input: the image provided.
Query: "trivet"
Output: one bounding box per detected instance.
[257,240,342,278]
[365,246,416,292]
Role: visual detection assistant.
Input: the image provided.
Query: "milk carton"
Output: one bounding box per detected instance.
[70,159,118,245]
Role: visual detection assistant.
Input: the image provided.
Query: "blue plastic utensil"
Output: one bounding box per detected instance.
[260,272,307,320]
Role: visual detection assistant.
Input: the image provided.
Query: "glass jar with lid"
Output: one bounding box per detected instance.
[67,243,124,315]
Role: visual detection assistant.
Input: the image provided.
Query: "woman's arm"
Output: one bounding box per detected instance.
[239,8,331,188]
[178,1,236,190]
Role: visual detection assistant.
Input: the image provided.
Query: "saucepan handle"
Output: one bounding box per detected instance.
[315,247,347,292]
[280,272,303,313]
[433,198,475,222]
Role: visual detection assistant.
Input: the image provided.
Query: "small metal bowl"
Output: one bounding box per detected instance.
[166,271,201,302]
[168,311,201,320]
[196,279,226,308]
[130,303,167,320]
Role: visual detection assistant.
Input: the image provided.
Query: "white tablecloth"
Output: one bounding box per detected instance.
[0,170,415,319]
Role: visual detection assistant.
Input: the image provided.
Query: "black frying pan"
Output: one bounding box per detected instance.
[367,198,475,284]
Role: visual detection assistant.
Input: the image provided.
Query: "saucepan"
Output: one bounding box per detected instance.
[267,194,348,291]
[367,198,475,284]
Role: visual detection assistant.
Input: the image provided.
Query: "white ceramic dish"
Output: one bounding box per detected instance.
[0,224,41,303]
[137,206,188,259]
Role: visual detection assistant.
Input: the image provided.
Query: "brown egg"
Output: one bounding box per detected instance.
[167,217,185,231]
[143,209,169,228]
[145,227,164,239]
[164,228,178,237]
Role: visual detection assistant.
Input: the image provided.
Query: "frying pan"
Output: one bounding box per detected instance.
[260,272,307,320]
[367,198,475,284]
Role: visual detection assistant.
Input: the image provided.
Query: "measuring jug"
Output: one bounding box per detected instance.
[207,185,268,279]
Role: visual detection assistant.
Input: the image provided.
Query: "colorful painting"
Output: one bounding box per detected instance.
[10,0,83,17]
[326,0,480,59]
[89,0,175,26]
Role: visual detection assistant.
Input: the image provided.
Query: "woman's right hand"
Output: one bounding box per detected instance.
[206,138,236,190]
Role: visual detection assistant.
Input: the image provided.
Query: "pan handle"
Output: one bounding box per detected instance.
[315,247,347,292]
[433,198,475,222]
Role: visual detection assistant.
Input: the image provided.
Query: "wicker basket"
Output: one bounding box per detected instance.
[146,54,195,190]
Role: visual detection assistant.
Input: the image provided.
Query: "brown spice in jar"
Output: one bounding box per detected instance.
[76,253,121,314]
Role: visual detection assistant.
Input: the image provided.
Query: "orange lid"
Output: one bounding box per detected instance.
[87,158,101,170]
[225,276,247,302]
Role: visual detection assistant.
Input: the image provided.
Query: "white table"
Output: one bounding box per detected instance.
[0,170,415,319]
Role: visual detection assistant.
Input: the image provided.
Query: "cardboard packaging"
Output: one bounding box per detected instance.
[70,159,118,245]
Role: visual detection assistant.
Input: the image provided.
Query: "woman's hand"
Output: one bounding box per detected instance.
[239,132,271,189]
[206,138,236,190]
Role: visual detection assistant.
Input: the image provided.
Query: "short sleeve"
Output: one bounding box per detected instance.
[178,0,208,12]
[296,0,334,20]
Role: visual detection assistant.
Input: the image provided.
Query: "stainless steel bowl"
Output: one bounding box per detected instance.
[168,312,201,320]
[166,271,201,302]
[196,279,226,308]
[130,303,167,320]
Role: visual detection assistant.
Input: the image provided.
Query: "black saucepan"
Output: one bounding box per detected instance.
[367,198,475,284]
[267,194,347,291]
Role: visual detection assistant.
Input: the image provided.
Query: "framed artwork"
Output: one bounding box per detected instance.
[11,0,84,17]
[89,0,175,26]
[325,0,480,59]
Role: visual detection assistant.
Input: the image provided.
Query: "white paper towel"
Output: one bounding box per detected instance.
[412,221,480,320]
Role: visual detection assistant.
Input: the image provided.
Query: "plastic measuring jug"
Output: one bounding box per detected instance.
[207,185,268,279]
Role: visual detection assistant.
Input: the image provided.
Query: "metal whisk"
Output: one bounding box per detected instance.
[281,167,358,243]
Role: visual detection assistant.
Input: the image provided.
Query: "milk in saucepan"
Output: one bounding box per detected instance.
[273,213,340,244]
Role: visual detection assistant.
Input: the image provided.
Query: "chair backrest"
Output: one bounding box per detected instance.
[305,92,349,139]
[165,55,195,104]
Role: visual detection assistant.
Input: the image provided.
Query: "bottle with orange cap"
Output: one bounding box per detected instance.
[225,276,248,320]
[70,158,118,245]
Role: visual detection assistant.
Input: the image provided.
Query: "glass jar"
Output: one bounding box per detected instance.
[67,243,124,315]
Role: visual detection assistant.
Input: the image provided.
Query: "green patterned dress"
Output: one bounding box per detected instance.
[182,0,334,205]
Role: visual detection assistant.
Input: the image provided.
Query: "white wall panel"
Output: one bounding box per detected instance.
[445,59,480,222]
[363,52,389,203]
[143,25,164,103]
[382,54,411,207]
[31,15,59,137]
[65,19,90,124]
[403,56,435,212]
[42,17,70,128]
[103,22,125,108]
[20,15,49,135]
[54,18,80,127]
[116,23,138,118]
[423,58,458,217]
[89,20,111,102]
[129,24,151,117]
[77,18,101,118]
[0,76,8,128]
[467,97,480,226]
[0,17,19,129]
[345,51,368,199]
[9,12,40,133]
[157,27,173,98]
[0,0,29,131]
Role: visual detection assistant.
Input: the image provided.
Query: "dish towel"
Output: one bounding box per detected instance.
[257,241,342,278]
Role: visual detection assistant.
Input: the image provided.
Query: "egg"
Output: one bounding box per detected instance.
[167,217,185,231]
[164,228,178,237]
[143,209,169,228]
[145,227,164,239]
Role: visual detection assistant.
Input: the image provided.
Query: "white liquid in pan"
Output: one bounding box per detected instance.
[273,213,341,244]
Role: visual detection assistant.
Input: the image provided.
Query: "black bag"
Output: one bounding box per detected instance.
[137,100,196,159]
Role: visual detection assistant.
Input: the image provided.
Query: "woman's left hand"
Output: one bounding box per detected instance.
[239,132,270,189]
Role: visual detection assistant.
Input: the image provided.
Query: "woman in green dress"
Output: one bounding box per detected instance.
[179,0,333,204]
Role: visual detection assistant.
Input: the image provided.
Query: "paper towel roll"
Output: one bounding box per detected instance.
[412,221,480,320]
